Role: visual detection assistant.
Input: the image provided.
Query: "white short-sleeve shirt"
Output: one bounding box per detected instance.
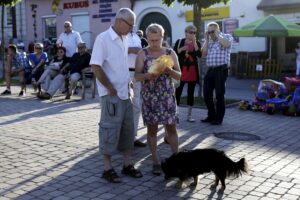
[90,26,131,100]
[57,30,83,57]
[127,32,141,69]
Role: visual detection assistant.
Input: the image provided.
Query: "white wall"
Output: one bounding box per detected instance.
[134,0,193,47]
[134,0,268,53]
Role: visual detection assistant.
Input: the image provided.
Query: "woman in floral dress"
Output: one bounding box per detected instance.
[135,23,181,175]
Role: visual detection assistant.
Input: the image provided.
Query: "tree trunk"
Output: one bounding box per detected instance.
[1,5,5,79]
[193,4,203,97]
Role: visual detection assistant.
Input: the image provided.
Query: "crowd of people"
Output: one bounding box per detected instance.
[1,21,91,100]
[1,7,234,183]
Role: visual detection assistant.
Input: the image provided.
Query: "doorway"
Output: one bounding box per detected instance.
[72,13,91,49]
[139,12,172,46]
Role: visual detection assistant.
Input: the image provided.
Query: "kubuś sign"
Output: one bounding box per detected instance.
[64,1,89,9]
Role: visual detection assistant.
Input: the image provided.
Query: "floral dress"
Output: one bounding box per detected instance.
[141,48,177,125]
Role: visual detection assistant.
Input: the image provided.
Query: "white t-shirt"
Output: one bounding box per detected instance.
[127,32,141,69]
[57,30,82,57]
[90,26,131,100]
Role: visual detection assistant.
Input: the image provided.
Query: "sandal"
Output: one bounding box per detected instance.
[152,164,162,176]
[121,164,143,178]
[102,168,122,183]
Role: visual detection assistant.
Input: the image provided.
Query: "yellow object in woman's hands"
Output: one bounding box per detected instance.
[148,55,174,76]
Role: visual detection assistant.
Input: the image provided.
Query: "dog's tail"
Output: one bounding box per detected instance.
[227,158,248,178]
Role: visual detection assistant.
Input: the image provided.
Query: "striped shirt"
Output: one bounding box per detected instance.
[206,32,233,67]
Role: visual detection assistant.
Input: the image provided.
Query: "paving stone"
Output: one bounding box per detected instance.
[1,86,300,200]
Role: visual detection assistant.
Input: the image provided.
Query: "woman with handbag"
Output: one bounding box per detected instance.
[174,25,201,122]
[33,46,68,93]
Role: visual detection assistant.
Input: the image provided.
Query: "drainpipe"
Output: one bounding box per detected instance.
[12,6,17,38]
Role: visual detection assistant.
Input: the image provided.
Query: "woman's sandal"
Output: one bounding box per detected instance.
[152,164,162,176]
[121,164,143,178]
[102,168,122,183]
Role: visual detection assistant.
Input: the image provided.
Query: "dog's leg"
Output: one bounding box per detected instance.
[177,179,188,189]
[210,174,219,189]
[190,176,198,187]
[218,177,226,192]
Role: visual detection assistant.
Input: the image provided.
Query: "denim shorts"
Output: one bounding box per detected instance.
[98,95,134,155]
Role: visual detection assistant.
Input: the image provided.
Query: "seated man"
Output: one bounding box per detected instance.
[37,43,91,100]
[65,43,91,99]
[1,44,30,96]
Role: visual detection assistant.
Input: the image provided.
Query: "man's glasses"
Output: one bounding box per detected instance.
[78,46,85,49]
[208,30,215,34]
[64,25,70,28]
[57,51,65,54]
[120,18,135,28]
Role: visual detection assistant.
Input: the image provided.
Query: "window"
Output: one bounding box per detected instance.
[43,17,57,40]
[6,7,12,26]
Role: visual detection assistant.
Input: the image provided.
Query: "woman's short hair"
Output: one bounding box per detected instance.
[185,25,197,33]
[35,43,44,49]
[146,23,165,37]
[57,46,66,54]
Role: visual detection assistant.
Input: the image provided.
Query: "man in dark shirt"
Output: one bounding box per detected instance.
[65,43,91,99]
[37,43,91,100]
[136,30,148,48]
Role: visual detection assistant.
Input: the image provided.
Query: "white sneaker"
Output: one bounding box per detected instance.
[187,115,195,122]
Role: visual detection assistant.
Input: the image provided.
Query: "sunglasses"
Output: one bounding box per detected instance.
[64,25,70,28]
[78,46,85,49]
[208,30,215,34]
[188,31,196,34]
[120,18,135,28]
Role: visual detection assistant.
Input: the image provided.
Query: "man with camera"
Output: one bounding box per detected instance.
[201,22,233,125]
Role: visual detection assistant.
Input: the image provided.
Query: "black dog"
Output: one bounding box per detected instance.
[161,148,248,191]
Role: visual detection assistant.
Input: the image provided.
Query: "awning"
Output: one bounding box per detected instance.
[257,0,300,11]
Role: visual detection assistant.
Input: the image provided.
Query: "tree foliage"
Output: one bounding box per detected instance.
[0,0,22,6]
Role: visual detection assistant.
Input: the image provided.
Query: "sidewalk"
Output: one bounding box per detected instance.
[0,86,300,200]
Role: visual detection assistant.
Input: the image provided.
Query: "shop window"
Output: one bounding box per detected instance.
[285,36,300,54]
[43,17,57,40]
[285,23,300,54]
[6,7,12,26]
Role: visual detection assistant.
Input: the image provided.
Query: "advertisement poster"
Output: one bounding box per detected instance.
[224,19,239,43]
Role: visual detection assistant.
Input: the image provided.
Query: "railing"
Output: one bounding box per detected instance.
[246,59,281,79]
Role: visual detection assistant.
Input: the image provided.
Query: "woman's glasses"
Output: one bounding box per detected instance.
[188,31,196,34]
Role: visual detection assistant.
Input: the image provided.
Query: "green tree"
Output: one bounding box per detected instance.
[0,0,22,78]
[162,0,230,97]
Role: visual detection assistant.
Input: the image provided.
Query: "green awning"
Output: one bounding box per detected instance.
[257,0,300,11]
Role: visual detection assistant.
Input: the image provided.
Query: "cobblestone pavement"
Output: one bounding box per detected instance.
[0,86,300,200]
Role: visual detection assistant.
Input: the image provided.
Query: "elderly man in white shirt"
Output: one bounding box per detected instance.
[56,21,83,58]
[127,31,146,147]
[90,8,143,183]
